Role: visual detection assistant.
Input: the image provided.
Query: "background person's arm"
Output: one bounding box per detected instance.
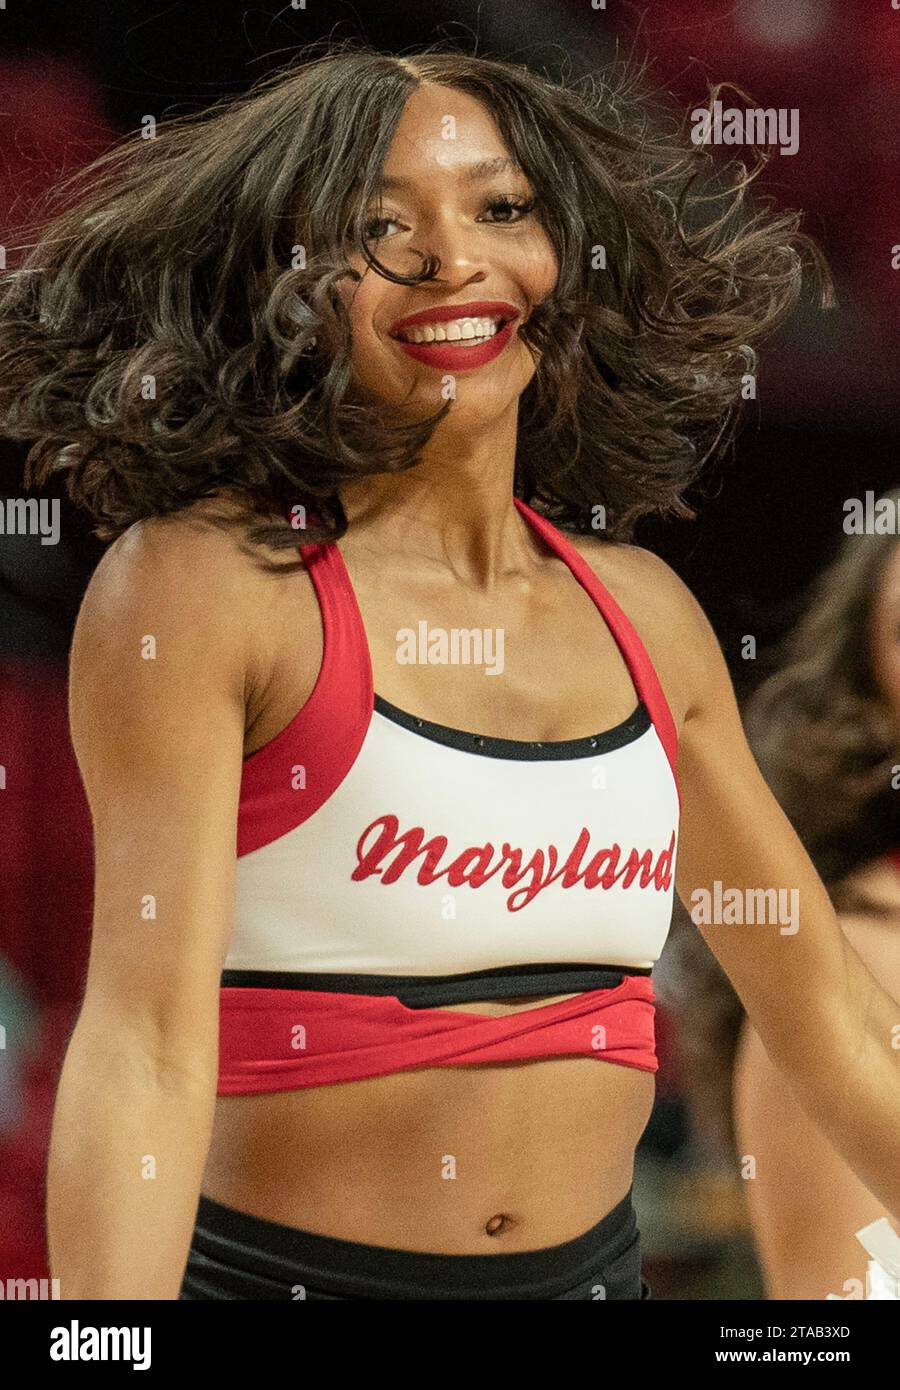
[733,867,900,1299]
[47,514,252,1300]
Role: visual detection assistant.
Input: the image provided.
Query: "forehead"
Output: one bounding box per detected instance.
[379,83,520,186]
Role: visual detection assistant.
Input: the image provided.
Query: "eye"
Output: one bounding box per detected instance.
[359,193,538,243]
[478,195,538,224]
[363,213,402,242]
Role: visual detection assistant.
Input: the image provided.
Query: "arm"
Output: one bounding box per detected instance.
[734,874,900,1298]
[734,1015,888,1298]
[667,567,900,1223]
[572,536,900,1224]
[47,515,251,1299]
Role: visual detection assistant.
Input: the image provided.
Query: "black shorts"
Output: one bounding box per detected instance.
[180,1186,651,1300]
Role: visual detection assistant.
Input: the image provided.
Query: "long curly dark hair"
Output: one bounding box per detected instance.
[743,514,900,896]
[0,40,830,554]
[660,503,900,1155]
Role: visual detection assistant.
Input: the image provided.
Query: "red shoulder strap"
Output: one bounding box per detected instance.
[236,519,372,856]
[514,499,680,793]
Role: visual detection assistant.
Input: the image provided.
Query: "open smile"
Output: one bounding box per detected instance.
[388,300,521,371]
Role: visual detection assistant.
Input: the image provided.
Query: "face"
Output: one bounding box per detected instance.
[337,84,558,433]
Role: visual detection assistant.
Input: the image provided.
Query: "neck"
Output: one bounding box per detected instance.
[339,406,536,586]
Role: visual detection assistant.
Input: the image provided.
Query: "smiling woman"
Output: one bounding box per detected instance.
[334,80,559,470]
[5,40,899,1305]
[0,41,824,547]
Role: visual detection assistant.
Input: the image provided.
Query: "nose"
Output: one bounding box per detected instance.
[410,209,489,287]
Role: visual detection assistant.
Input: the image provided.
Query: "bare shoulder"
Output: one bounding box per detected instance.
[70,496,313,762]
[566,531,705,634]
[566,531,718,728]
[76,500,264,671]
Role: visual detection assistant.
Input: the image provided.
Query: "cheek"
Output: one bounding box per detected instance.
[523,224,559,302]
[536,240,560,298]
[517,243,559,372]
[339,274,373,342]
[340,279,389,383]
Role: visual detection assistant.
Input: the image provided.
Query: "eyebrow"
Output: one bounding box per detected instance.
[378,156,524,192]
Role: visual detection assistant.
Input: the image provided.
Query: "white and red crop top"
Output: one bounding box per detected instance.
[218,499,681,1093]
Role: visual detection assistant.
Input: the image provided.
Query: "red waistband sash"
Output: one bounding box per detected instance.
[218,974,657,1093]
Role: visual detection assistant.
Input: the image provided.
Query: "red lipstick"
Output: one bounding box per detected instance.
[389,300,521,372]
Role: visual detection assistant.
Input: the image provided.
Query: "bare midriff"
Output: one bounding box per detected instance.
[200,991,655,1254]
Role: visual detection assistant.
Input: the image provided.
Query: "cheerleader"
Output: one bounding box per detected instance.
[1,43,896,1300]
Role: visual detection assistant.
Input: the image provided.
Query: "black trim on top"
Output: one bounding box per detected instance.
[372,695,651,760]
[221,962,652,1008]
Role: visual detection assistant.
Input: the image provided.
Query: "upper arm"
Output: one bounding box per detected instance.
[69,514,253,1075]
[666,581,852,1047]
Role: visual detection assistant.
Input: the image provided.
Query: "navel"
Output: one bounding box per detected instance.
[484,1213,517,1237]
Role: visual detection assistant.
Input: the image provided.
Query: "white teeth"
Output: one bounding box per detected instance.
[398,316,502,345]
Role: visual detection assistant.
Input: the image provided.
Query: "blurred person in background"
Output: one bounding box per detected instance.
[667,498,900,1298]
[737,501,900,1299]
